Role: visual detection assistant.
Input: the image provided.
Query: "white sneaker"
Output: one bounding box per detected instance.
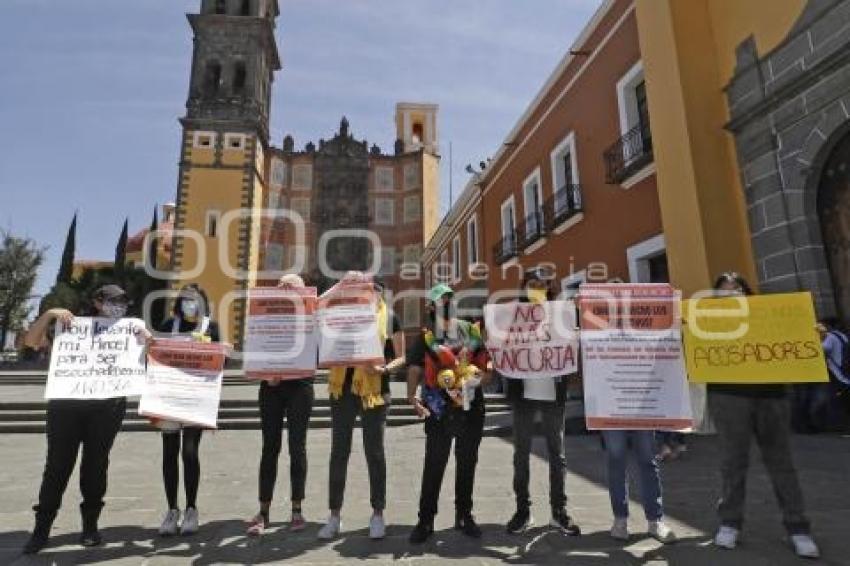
[158,509,180,536]
[369,513,386,540]
[318,515,341,540]
[790,534,820,559]
[180,507,199,535]
[610,517,629,541]
[714,525,739,549]
[648,520,677,544]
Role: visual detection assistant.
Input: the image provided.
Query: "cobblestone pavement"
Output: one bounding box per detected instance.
[0,424,848,565]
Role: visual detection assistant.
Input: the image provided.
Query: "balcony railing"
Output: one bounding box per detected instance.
[543,184,583,231]
[603,124,653,184]
[493,232,518,264]
[517,210,545,250]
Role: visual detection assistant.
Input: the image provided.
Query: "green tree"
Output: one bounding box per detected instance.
[114,217,128,279]
[56,213,77,285]
[0,231,45,350]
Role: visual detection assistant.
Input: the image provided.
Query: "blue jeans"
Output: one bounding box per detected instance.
[602,430,663,521]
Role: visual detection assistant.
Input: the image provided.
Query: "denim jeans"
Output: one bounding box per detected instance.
[602,430,663,521]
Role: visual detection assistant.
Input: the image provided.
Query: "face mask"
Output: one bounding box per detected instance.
[527,288,547,304]
[181,299,199,319]
[102,302,127,318]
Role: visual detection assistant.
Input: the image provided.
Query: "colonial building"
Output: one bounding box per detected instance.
[169,0,439,345]
[423,0,666,306]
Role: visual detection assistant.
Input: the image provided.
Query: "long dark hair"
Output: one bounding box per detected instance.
[712,271,754,295]
[172,284,211,319]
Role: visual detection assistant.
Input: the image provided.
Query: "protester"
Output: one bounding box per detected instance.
[504,268,580,536]
[709,271,819,558]
[246,274,315,537]
[22,285,147,554]
[156,284,220,537]
[819,319,850,422]
[407,283,489,544]
[318,273,405,541]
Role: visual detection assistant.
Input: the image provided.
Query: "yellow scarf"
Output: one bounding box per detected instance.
[327,298,388,409]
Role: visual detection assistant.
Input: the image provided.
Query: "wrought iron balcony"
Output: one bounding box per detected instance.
[517,210,546,250]
[543,184,583,231]
[603,124,653,184]
[493,232,519,264]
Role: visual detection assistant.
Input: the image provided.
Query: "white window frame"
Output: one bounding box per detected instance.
[521,168,544,238]
[452,236,462,283]
[374,198,395,226]
[616,61,645,136]
[403,164,420,190]
[550,131,580,190]
[374,167,395,192]
[466,215,479,266]
[438,249,450,282]
[291,164,313,190]
[403,195,421,223]
[270,158,287,188]
[290,197,310,222]
[205,209,221,238]
[500,195,517,242]
[224,133,246,151]
[379,246,396,275]
[193,131,216,149]
[626,234,666,283]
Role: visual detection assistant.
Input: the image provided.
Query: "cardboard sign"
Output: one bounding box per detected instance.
[484,300,579,379]
[243,287,318,380]
[317,281,383,367]
[579,284,693,431]
[45,317,147,400]
[139,339,227,428]
[683,292,828,384]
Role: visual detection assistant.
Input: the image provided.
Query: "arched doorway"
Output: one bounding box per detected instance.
[817,131,850,325]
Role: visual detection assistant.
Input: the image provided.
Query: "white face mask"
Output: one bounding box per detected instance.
[181,299,199,318]
[102,302,127,318]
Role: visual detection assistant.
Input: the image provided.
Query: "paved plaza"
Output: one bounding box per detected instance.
[0,421,849,565]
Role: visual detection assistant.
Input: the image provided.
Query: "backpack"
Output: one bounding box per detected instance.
[829,331,850,386]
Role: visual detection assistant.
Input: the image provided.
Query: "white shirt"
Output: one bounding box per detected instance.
[523,377,557,402]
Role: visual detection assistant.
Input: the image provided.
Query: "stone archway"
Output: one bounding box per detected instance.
[817,130,850,324]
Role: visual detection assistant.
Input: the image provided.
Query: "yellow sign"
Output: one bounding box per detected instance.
[683,292,828,384]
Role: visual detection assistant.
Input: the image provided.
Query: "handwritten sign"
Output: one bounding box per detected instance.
[579,284,692,431]
[683,292,828,384]
[484,300,578,379]
[45,317,147,400]
[243,287,318,380]
[139,340,227,428]
[317,281,383,367]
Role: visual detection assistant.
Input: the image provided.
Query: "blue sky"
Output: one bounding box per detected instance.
[0,0,600,298]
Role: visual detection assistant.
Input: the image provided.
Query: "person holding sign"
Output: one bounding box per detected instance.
[407,284,490,544]
[317,274,405,541]
[155,285,220,537]
[501,268,581,536]
[246,274,316,537]
[707,273,819,558]
[22,285,146,555]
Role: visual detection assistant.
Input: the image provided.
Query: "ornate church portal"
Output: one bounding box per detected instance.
[818,131,850,324]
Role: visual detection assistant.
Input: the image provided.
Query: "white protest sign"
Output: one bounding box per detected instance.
[579,283,693,431]
[46,317,147,400]
[243,287,318,380]
[317,281,383,367]
[139,340,227,428]
[484,300,579,379]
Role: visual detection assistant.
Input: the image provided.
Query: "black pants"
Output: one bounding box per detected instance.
[34,399,126,521]
[162,428,203,509]
[418,404,485,522]
[512,400,567,513]
[259,380,314,504]
[328,388,387,511]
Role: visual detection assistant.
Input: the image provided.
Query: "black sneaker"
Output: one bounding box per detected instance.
[549,509,581,536]
[506,508,533,534]
[454,513,482,538]
[80,527,102,547]
[409,521,434,544]
[22,531,49,555]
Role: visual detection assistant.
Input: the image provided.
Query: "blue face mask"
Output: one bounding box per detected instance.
[102,301,127,318]
[181,299,199,318]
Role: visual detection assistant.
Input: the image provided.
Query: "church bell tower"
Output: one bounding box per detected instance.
[171,0,281,347]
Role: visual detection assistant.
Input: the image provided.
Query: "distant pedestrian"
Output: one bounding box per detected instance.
[709,272,819,559]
